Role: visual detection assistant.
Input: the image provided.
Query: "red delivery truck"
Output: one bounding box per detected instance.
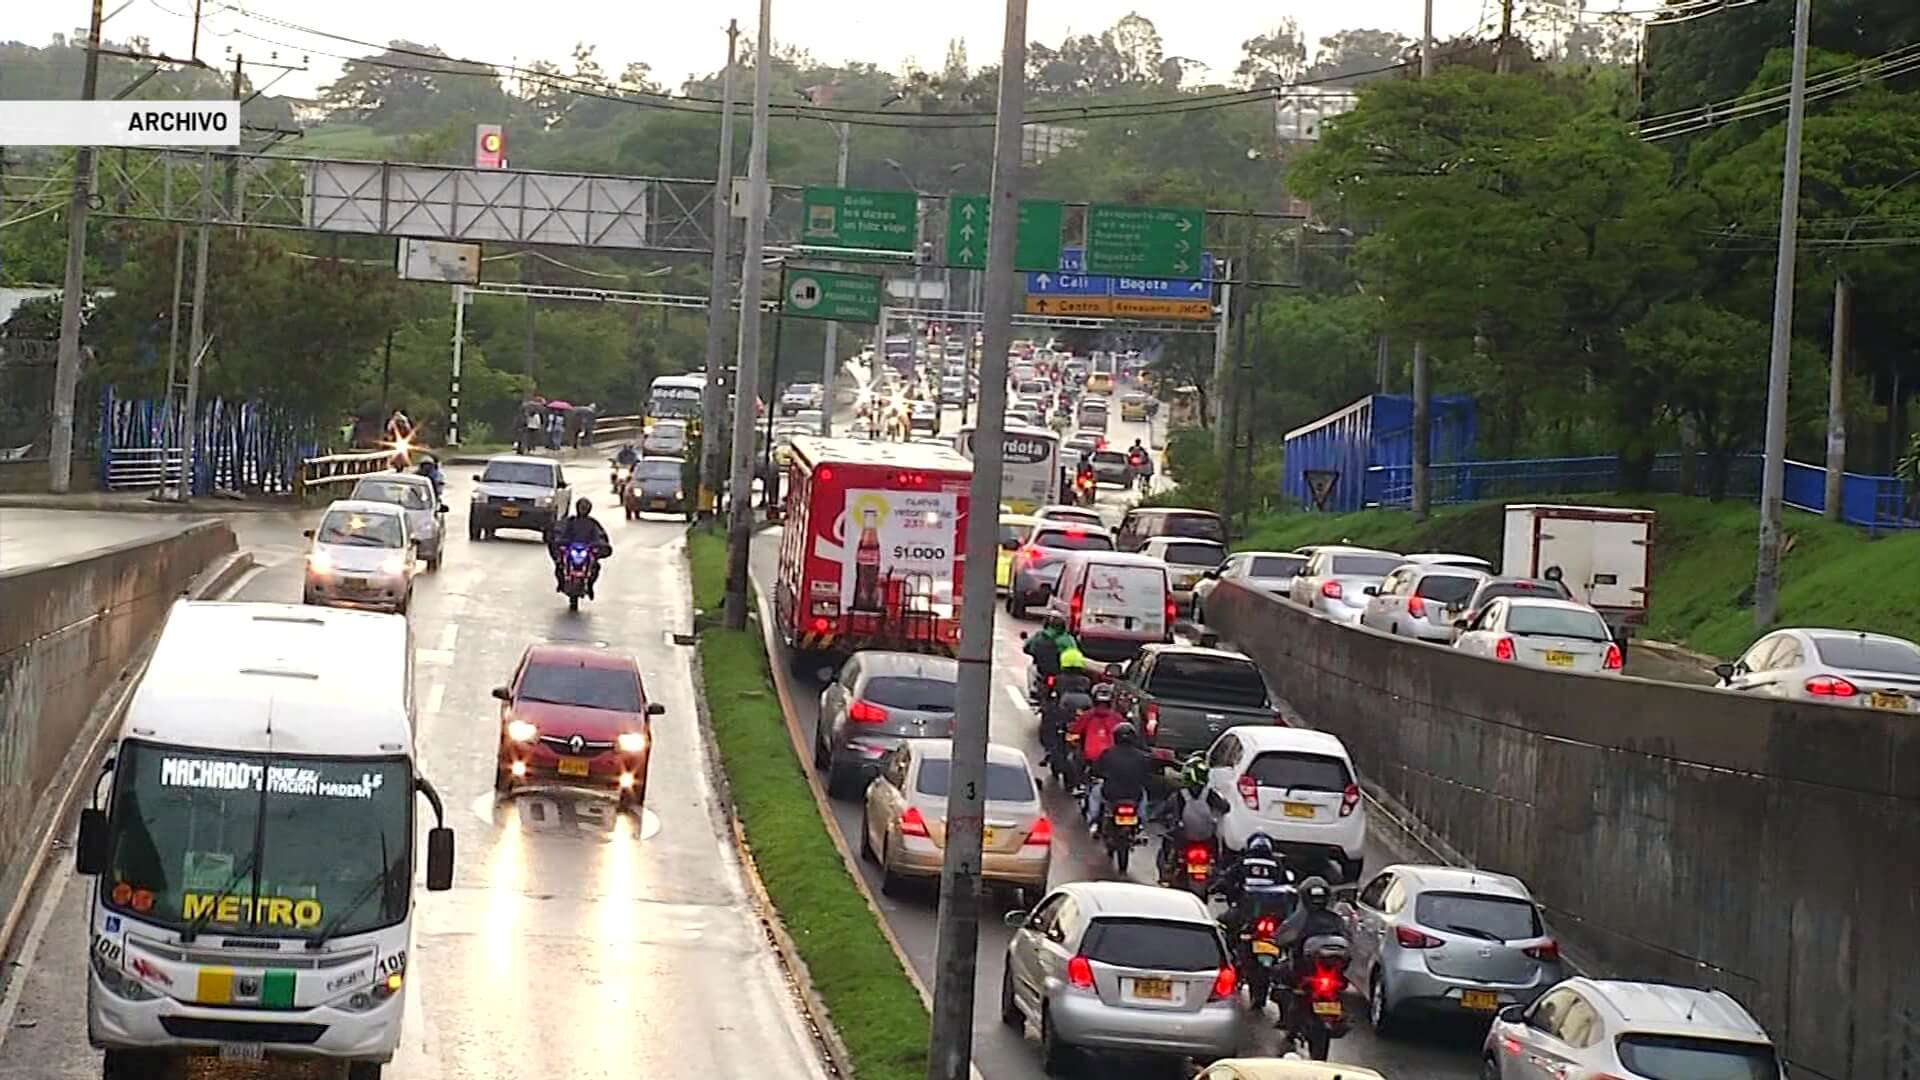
[775,436,974,666]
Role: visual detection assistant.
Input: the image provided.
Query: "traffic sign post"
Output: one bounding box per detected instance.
[800,186,918,255]
[779,266,882,324]
[946,196,1063,272]
[1085,204,1206,278]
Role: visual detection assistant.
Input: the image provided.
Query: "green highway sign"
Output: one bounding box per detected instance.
[945,196,1064,272]
[1085,203,1207,278]
[800,186,918,255]
[779,266,882,325]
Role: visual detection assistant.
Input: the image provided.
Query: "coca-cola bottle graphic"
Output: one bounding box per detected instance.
[853,508,883,612]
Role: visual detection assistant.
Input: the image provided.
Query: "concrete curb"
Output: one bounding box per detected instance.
[0,494,298,514]
[1636,637,1721,668]
[0,548,255,965]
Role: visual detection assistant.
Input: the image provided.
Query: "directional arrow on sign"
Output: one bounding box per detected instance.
[960,223,976,240]
[1175,218,1193,233]
[1175,240,1191,253]
[962,203,977,219]
[1172,259,1190,272]
[1032,297,1052,312]
[1034,273,1053,288]
[958,246,975,262]
[1187,279,1206,294]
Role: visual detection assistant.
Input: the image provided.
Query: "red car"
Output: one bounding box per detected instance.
[492,643,662,809]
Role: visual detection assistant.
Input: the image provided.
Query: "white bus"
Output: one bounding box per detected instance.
[646,373,705,429]
[77,601,453,1080]
[955,423,1060,513]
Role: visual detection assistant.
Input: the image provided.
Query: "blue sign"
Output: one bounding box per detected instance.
[1112,274,1212,299]
[1059,247,1084,273]
[1056,246,1211,281]
[1025,271,1111,295]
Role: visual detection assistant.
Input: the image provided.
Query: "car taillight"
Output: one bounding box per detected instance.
[1066,954,1095,990]
[1806,674,1858,697]
[1070,586,1085,633]
[1025,817,1052,846]
[1603,643,1623,670]
[1143,702,1159,739]
[1495,636,1516,661]
[849,699,888,725]
[1165,593,1177,625]
[1339,783,1360,818]
[811,617,831,634]
[900,806,931,838]
[1020,546,1040,566]
[1525,940,1561,962]
[1236,773,1260,810]
[1209,965,1238,1001]
[1396,926,1444,949]
[1407,594,1426,618]
[1254,915,1276,938]
[1321,580,1343,599]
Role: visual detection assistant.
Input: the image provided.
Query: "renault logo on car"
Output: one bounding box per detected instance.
[568,735,585,755]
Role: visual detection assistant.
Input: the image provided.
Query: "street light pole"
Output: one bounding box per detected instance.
[723,0,773,631]
[700,21,740,512]
[1753,0,1811,629]
[47,0,105,493]
[820,122,849,437]
[925,0,1025,1076]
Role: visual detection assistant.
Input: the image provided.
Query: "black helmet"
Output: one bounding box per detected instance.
[1300,875,1332,911]
[1111,721,1139,746]
[1043,611,1068,633]
[1245,832,1275,859]
[576,497,593,516]
[1090,682,1115,704]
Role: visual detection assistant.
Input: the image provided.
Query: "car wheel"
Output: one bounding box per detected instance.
[1369,969,1401,1037]
[468,522,482,541]
[812,724,831,769]
[102,1049,168,1080]
[1481,1054,1503,1080]
[825,760,858,800]
[1040,1008,1078,1075]
[1010,592,1027,619]
[493,764,513,794]
[1000,968,1023,1028]
[395,593,411,616]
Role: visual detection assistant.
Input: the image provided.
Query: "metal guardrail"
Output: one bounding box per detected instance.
[103,447,185,490]
[590,414,642,445]
[296,448,396,497]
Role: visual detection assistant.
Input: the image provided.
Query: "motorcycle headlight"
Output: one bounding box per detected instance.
[506,719,538,742]
[617,731,649,754]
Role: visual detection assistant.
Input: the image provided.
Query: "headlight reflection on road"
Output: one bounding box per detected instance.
[485,798,527,977]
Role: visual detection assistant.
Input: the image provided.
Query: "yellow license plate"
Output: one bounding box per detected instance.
[1252,940,1280,956]
[1283,802,1316,819]
[1131,978,1172,1000]
[1870,691,1908,711]
[1113,810,1138,826]
[1186,860,1210,876]
[557,757,590,778]
[498,505,520,518]
[1545,650,1574,667]
[1461,990,1499,1011]
[1312,1000,1343,1018]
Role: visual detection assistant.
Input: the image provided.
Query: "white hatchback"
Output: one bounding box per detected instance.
[1202,725,1366,884]
[1455,596,1622,675]
[302,499,417,615]
[1484,978,1785,1079]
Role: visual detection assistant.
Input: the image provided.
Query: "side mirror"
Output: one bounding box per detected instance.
[1202,568,1220,579]
[1713,662,1737,681]
[1362,586,1378,596]
[1205,789,1232,815]
[1002,909,1030,930]
[1000,539,1020,551]
[438,504,449,514]
[302,529,315,539]
[490,685,511,702]
[1497,1004,1526,1024]
[646,702,666,716]
[425,826,455,891]
[76,807,109,875]
[1453,618,1470,630]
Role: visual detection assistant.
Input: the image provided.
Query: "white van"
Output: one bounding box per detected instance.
[1046,551,1174,663]
[76,601,454,1080]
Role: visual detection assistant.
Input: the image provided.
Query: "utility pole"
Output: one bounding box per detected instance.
[820,122,849,437]
[1210,261,1234,457]
[1422,0,1436,77]
[701,21,741,509]
[722,0,774,631]
[160,225,187,489]
[1221,244,1251,527]
[1823,274,1847,520]
[174,227,210,500]
[926,1,1024,1076]
[1496,0,1516,74]
[1753,0,1811,628]
[1411,6,1434,520]
[47,0,105,493]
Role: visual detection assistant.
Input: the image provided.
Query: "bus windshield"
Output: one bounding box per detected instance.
[648,381,702,419]
[104,741,412,940]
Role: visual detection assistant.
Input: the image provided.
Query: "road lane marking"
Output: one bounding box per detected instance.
[0,863,72,1042]
[424,681,444,716]
[1004,686,1030,713]
[437,623,458,653]
[415,648,455,666]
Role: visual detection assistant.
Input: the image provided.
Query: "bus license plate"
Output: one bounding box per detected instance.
[219,1043,265,1062]
[558,758,591,778]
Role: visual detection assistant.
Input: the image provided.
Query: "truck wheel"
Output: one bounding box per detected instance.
[347,1063,384,1080]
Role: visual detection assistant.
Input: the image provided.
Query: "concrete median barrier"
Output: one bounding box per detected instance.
[1207,579,1920,1080]
[0,521,238,946]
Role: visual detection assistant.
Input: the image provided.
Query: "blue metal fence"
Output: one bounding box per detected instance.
[99,388,318,496]
[1282,394,1477,513]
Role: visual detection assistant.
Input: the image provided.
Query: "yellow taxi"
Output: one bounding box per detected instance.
[1086,371,1114,394]
[1195,1061,1388,1080]
[1120,393,1150,422]
[996,513,1039,590]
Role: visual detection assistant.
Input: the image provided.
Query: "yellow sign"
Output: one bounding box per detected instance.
[1024,295,1112,317]
[1111,297,1214,321]
[182,892,323,929]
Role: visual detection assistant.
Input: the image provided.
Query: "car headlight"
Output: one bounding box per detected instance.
[307,549,332,574]
[617,731,649,754]
[506,719,538,742]
[470,488,486,502]
[380,555,409,575]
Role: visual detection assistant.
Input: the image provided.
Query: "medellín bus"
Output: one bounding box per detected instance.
[76,601,454,1080]
[954,421,1060,514]
[645,373,705,432]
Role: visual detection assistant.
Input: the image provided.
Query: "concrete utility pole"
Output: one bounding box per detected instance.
[1752,0,1811,628]
[821,122,849,437]
[1496,0,1516,73]
[174,228,210,500]
[1824,275,1847,520]
[1411,5,1434,519]
[700,21,740,508]
[47,0,105,493]
[160,225,187,487]
[1422,0,1436,78]
[925,0,1024,1076]
[1210,261,1234,457]
[722,0,773,631]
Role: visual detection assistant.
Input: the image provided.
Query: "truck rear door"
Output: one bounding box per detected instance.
[1536,514,1647,616]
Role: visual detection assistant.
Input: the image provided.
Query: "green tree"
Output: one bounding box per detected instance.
[1306,29,1413,84]
[1236,20,1308,87]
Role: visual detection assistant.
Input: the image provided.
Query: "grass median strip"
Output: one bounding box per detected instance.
[687,527,931,1080]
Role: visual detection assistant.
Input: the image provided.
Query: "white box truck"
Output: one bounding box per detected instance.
[1501,503,1654,648]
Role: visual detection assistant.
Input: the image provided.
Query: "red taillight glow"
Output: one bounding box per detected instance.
[849,699,888,725]
[1143,702,1160,739]
[811,617,831,634]
[1396,926,1444,949]
[1186,842,1211,866]
[818,467,834,481]
[900,806,931,838]
[1806,674,1858,697]
[1209,965,1238,1001]
[1407,594,1427,618]
[1066,955,1095,990]
[1070,586,1085,633]
[1321,580,1343,599]
[1311,970,1341,997]
[1236,773,1260,810]
[1065,528,1085,539]
[1604,643,1623,670]
[1165,593,1178,626]
[1339,783,1360,818]
[1525,940,1561,962]
[1495,636,1516,662]
[1254,915,1276,937]
[1025,817,1052,846]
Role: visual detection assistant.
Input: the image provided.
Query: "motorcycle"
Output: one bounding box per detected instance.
[1073,471,1097,507]
[1282,936,1354,1060]
[559,542,598,612]
[1098,798,1145,874]
[1157,836,1214,897]
[610,461,633,494]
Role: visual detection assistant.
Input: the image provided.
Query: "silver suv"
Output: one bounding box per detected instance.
[1483,977,1784,1079]
[1000,881,1240,1072]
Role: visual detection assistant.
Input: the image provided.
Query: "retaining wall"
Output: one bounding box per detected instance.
[1207,580,1920,1080]
[0,521,237,892]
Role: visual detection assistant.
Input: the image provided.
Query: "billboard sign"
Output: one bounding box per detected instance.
[474,124,506,169]
[396,238,481,284]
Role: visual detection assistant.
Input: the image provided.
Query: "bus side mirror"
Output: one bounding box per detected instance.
[425,826,455,891]
[76,808,109,875]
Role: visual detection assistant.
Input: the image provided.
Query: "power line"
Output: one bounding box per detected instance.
[1636,41,1920,141]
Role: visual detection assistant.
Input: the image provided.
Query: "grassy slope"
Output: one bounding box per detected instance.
[289,123,398,158]
[1237,495,1920,659]
[686,528,931,1080]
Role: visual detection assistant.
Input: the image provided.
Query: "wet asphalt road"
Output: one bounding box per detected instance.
[0,464,829,1080]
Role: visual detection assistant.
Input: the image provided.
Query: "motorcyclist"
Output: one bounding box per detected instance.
[1155,751,1218,882]
[550,497,613,598]
[415,455,445,498]
[1274,875,1348,978]
[1022,611,1075,697]
[1214,832,1295,936]
[1127,438,1149,471]
[1073,453,1096,503]
[614,443,640,467]
[1083,719,1154,834]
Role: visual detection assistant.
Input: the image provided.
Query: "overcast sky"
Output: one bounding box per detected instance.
[14,0,1511,99]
